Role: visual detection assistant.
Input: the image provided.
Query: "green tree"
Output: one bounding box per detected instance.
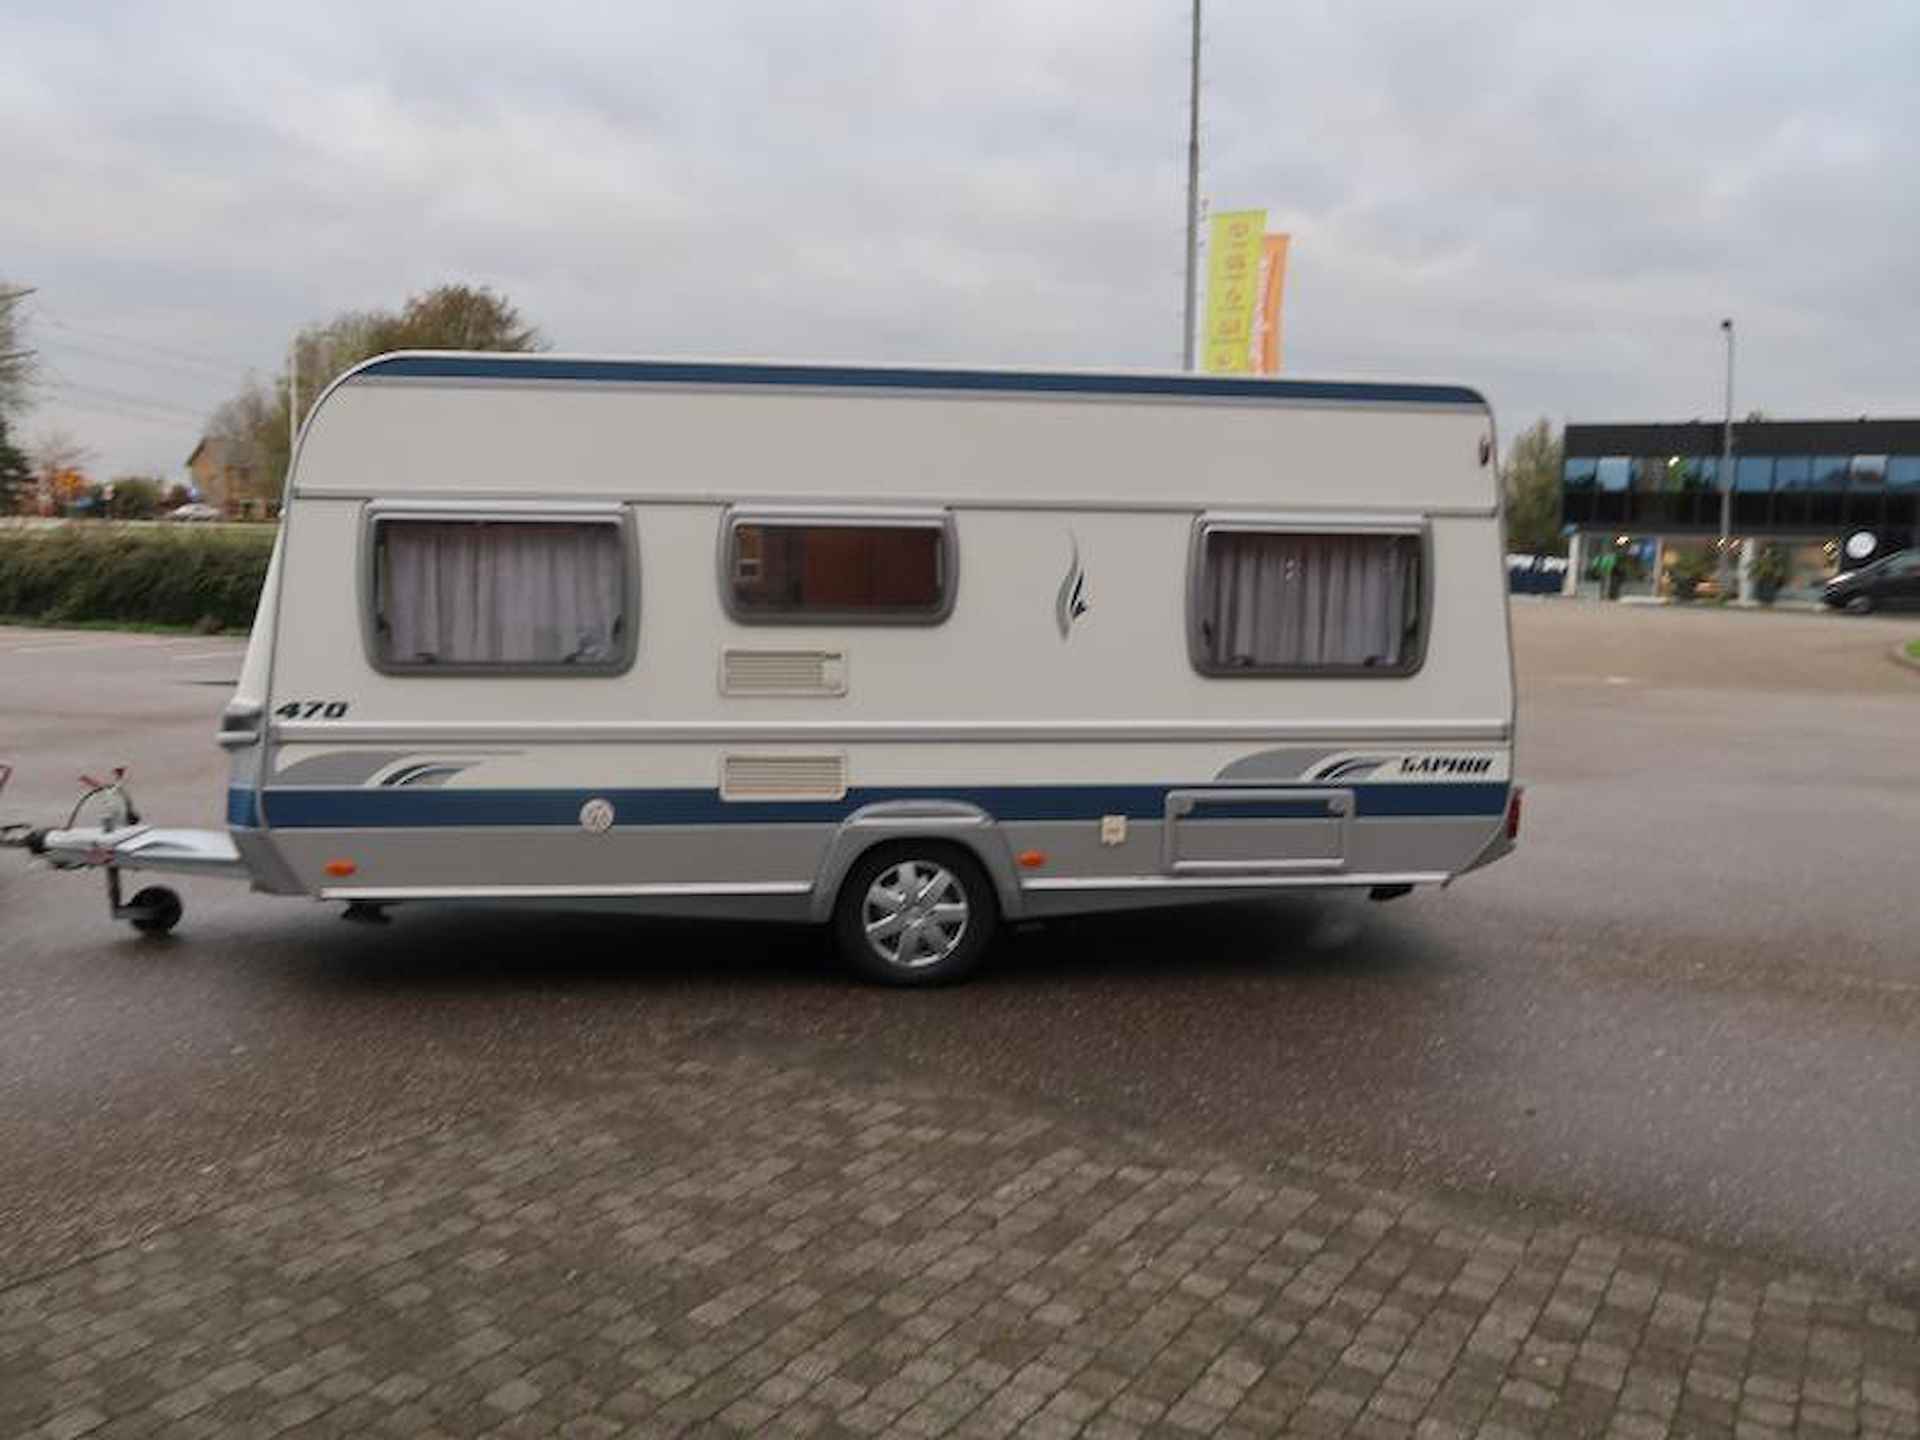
[206,284,544,507]
[1501,418,1565,556]
[371,284,543,353]
[0,412,29,514]
[105,475,164,519]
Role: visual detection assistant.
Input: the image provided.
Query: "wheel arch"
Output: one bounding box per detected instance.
[808,802,1024,924]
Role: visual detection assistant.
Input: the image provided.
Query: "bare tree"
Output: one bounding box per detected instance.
[0,283,36,417]
[28,427,93,515]
[30,427,93,478]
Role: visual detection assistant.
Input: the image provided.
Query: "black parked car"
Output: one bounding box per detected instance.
[1821,549,1920,613]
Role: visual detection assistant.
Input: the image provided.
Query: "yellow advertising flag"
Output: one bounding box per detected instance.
[1255,233,1290,375]
[1203,209,1266,374]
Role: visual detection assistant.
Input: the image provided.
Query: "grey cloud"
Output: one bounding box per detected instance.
[3,0,1916,479]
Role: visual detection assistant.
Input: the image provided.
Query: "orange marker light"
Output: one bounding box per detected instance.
[324,859,358,878]
[1016,850,1047,869]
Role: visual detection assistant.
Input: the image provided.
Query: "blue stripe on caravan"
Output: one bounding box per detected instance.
[243,783,1510,830]
[227,788,260,828]
[355,355,1487,410]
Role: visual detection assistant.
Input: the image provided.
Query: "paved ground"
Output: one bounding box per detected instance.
[0,606,1916,1437]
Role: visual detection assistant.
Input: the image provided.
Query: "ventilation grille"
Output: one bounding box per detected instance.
[721,753,849,801]
[721,648,848,697]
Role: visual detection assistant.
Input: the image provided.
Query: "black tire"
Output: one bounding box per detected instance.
[1845,594,1875,615]
[832,841,998,986]
[128,885,183,936]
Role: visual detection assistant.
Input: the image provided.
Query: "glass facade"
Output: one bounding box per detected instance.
[1734,457,1772,492]
[1559,422,1918,570]
[1773,456,1813,490]
[1813,455,1851,488]
[1850,455,1887,488]
[1563,451,1916,537]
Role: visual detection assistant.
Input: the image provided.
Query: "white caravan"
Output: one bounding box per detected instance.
[6,355,1521,983]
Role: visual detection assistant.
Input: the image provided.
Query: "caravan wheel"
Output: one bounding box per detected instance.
[833,842,997,986]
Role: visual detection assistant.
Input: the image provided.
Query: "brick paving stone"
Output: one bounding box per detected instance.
[0,1041,1914,1439]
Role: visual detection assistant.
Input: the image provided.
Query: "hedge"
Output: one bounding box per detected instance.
[0,525,275,631]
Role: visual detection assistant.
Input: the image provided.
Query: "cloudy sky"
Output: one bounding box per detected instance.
[5,0,1918,480]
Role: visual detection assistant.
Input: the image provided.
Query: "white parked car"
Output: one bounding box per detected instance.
[163,503,223,523]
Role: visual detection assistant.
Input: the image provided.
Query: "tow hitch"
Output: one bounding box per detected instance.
[2,765,247,936]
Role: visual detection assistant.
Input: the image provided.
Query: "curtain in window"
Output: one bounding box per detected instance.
[379,521,624,666]
[1201,531,1419,670]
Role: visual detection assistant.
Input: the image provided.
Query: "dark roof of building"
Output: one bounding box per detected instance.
[1566,417,1920,457]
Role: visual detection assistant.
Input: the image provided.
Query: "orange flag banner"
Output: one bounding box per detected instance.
[1255,233,1290,375]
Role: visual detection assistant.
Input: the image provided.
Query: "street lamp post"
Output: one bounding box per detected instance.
[1719,318,1735,599]
[1181,0,1201,371]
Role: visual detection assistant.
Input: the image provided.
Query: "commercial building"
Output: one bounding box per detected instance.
[1559,418,1920,601]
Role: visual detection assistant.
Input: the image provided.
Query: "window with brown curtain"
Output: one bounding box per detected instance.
[727,520,951,621]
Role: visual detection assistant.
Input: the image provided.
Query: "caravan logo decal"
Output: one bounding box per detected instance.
[1396,755,1496,776]
[1055,534,1089,639]
[1307,752,1505,783]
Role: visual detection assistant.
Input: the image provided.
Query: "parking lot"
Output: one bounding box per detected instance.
[1,605,1916,1438]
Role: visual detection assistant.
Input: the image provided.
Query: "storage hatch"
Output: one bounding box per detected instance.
[1162,788,1352,874]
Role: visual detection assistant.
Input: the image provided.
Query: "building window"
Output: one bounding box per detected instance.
[1562,458,1599,489]
[369,516,633,673]
[1595,458,1631,492]
[1774,456,1814,490]
[1888,457,1920,491]
[1190,526,1424,676]
[1734,457,1774,492]
[724,513,954,623]
[1850,455,1888,488]
[1813,455,1851,488]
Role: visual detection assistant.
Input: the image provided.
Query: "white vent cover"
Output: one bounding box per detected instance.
[721,753,849,801]
[720,649,848,697]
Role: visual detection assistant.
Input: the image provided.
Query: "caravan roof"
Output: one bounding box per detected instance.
[295,353,1498,513]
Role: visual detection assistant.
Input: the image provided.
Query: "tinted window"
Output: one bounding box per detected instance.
[1595,458,1631,492]
[728,520,951,621]
[1735,457,1773,492]
[1888,457,1920,490]
[1814,455,1851,487]
[1562,458,1599,489]
[1192,529,1423,675]
[1775,456,1814,490]
[1850,455,1888,488]
[372,518,629,672]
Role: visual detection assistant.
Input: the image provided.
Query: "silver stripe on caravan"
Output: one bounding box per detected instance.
[1023,871,1450,892]
[320,882,814,901]
[274,719,1513,746]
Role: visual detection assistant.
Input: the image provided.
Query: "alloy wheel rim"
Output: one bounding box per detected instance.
[862,860,969,969]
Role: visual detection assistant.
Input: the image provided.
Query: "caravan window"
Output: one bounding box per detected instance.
[724,512,955,623]
[1190,525,1426,676]
[369,515,634,674]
